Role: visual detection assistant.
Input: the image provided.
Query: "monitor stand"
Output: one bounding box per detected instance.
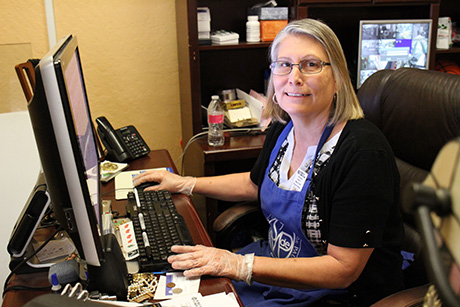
[87,233,129,300]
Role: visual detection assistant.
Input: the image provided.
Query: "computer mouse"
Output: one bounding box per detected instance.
[135,181,159,191]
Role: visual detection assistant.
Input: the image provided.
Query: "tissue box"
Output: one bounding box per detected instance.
[260,20,288,42]
[254,7,289,20]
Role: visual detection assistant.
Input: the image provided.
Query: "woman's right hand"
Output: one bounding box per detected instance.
[133,169,196,195]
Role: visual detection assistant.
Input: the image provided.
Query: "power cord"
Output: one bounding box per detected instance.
[3,225,64,298]
[176,127,264,176]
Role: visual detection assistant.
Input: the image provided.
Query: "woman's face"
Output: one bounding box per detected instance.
[273,34,336,123]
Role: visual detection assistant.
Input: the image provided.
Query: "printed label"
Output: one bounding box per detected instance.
[208,114,224,124]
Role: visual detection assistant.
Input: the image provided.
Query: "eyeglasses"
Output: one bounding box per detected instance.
[270,59,331,75]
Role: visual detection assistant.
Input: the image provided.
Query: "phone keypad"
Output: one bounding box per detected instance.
[119,126,150,159]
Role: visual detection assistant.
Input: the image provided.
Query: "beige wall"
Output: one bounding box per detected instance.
[0,0,183,164]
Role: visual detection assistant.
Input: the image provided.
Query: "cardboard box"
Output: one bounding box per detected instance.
[260,20,288,42]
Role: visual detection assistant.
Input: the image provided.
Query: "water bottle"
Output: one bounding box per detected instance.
[246,15,260,43]
[207,95,225,146]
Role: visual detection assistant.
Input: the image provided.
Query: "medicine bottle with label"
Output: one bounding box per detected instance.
[246,15,260,43]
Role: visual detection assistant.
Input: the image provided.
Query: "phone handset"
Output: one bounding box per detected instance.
[96,116,130,162]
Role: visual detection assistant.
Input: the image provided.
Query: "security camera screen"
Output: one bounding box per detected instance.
[358,20,431,87]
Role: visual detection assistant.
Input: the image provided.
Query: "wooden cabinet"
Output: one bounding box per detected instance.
[176,0,295,142]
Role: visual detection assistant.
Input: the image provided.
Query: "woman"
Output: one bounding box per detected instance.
[134,19,404,306]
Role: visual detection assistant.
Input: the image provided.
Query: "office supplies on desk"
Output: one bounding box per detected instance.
[101,161,129,183]
[153,272,200,300]
[126,190,194,272]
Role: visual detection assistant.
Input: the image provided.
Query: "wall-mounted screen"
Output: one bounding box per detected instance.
[357,19,432,88]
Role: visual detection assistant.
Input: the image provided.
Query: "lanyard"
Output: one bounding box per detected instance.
[305,123,335,189]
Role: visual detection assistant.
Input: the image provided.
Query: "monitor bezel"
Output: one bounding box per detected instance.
[357,19,433,88]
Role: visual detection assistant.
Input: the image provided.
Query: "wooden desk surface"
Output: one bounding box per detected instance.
[196,133,265,163]
[2,150,242,307]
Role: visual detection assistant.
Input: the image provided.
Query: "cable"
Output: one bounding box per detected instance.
[3,225,64,297]
[176,127,264,176]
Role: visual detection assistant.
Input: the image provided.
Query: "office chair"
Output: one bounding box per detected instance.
[357,67,460,290]
[356,68,460,221]
[372,137,460,307]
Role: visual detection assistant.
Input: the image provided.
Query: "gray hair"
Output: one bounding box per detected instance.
[265,18,363,124]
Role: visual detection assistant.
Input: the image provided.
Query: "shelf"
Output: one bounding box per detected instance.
[199,41,273,51]
[436,46,460,54]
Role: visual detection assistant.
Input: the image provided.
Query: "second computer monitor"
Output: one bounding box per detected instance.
[357,19,432,88]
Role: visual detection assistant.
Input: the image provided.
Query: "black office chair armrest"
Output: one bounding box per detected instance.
[213,202,258,232]
[370,284,430,307]
[213,201,264,250]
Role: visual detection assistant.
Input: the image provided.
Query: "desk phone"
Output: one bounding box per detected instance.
[96,116,150,163]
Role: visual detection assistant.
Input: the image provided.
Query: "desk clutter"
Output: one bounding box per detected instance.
[34,278,238,307]
[7,170,238,306]
[215,88,271,131]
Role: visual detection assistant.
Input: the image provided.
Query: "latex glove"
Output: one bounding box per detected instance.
[168,245,254,284]
[133,169,196,195]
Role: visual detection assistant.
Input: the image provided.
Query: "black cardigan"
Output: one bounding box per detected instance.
[250,119,405,306]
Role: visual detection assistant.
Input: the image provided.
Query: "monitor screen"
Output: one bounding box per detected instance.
[357,19,432,88]
[29,35,103,267]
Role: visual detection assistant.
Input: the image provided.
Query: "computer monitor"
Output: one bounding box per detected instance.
[29,34,128,298]
[357,19,432,88]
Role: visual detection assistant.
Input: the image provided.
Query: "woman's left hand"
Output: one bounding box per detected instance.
[168,245,250,282]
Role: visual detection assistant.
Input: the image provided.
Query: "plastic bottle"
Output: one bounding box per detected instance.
[246,15,260,43]
[207,95,225,146]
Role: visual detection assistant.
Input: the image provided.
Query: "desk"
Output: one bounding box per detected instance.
[2,149,242,307]
[193,134,265,242]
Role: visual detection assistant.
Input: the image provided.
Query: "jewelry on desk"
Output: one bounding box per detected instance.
[127,273,158,303]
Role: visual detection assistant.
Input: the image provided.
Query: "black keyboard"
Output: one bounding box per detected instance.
[126,190,194,272]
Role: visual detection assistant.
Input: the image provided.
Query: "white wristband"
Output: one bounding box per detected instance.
[244,253,255,285]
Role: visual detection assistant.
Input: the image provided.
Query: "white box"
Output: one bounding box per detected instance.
[211,31,239,45]
[437,17,452,49]
[197,7,211,33]
[198,31,210,39]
